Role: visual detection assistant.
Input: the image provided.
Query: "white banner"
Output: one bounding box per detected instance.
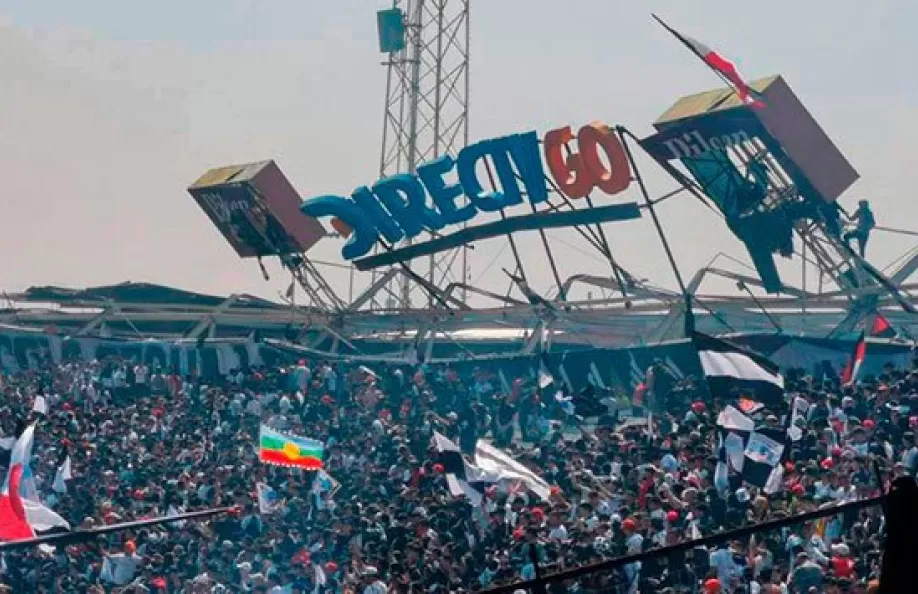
[0,325,262,377]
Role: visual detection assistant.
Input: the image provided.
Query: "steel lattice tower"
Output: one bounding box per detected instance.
[373,0,470,310]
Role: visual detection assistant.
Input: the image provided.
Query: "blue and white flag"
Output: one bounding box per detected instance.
[312,469,339,497]
[256,482,284,515]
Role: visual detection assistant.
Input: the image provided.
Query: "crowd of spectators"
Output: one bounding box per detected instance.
[0,349,907,593]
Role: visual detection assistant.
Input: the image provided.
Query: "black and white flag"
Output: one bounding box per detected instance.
[787,395,810,442]
[715,405,786,494]
[433,433,552,504]
[715,406,755,492]
[693,332,784,407]
[742,431,785,493]
[433,432,487,506]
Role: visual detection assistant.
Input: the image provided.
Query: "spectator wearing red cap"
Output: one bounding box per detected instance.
[0,342,903,593]
[621,518,643,593]
[100,541,142,587]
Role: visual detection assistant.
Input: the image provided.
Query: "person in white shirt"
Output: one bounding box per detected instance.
[278,394,292,415]
[548,522,568,541]
[267,414,289,430]
[134,363,148,395]
[360,567,387,594]
[113,367,126,389]
[295,361,311,393]
[246,397,262,417]
[101,543,142,586]
[82,382,97,414]
[900,433,918,473]
[325,364,338,395]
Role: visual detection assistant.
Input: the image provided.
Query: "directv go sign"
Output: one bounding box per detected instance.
[301,122,637,261]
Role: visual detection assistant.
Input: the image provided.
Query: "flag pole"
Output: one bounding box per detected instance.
[0,506,238,551]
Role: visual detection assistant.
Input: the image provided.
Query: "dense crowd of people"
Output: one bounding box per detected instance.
[0,348,906,592]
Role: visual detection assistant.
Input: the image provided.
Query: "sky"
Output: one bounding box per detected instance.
[0,0,916,307]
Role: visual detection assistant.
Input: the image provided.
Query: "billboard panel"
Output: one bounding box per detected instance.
[188,160,326,259]
[649,75,858,204]
[755,76,859,203]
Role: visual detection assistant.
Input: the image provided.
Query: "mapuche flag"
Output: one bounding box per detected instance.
[259,425,324,470]
[653,15,765,108]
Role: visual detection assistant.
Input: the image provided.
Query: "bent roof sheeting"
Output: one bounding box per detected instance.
[21,282,281,309]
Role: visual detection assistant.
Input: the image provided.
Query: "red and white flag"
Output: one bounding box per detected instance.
[653,15,765,108]
[0,425,71,541]
[870,313,897,339]
[0,425,36,541]
[841,314,898,386]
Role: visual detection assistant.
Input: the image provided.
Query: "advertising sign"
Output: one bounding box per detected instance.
[640,108,771,162]
[188,160,326,259]
[189,174,265,258]
[301,122,635,261]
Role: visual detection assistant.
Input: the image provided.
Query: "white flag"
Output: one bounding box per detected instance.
[22,499,70,532]
[52,456,72,494]
[787,396,810,442]
[763,464,785,495]
[32,396,47,415]
[724,432,746,472]
[474,441,551,501]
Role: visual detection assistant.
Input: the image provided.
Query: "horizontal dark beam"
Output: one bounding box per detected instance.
[354,203,643,271]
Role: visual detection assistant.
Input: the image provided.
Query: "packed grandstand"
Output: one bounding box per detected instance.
[0,341,901,592]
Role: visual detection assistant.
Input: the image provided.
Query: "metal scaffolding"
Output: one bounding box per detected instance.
[375,0,471,310]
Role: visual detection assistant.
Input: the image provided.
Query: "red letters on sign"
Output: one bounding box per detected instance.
[543,126,593,199]
[330,218,353,238]
[543,122,631,199]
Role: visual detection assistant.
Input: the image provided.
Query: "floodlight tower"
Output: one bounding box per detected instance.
[373,1,471,310]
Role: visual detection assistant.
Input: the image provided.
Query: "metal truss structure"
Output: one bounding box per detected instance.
[6,27,917,359]
[373,0,471,310]
[641,123,918,341]
[7,122,918,358]
[4,250,918,356]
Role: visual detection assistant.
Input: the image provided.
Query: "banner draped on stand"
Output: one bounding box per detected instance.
[0,325,262,378]
[0,323,910,389]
